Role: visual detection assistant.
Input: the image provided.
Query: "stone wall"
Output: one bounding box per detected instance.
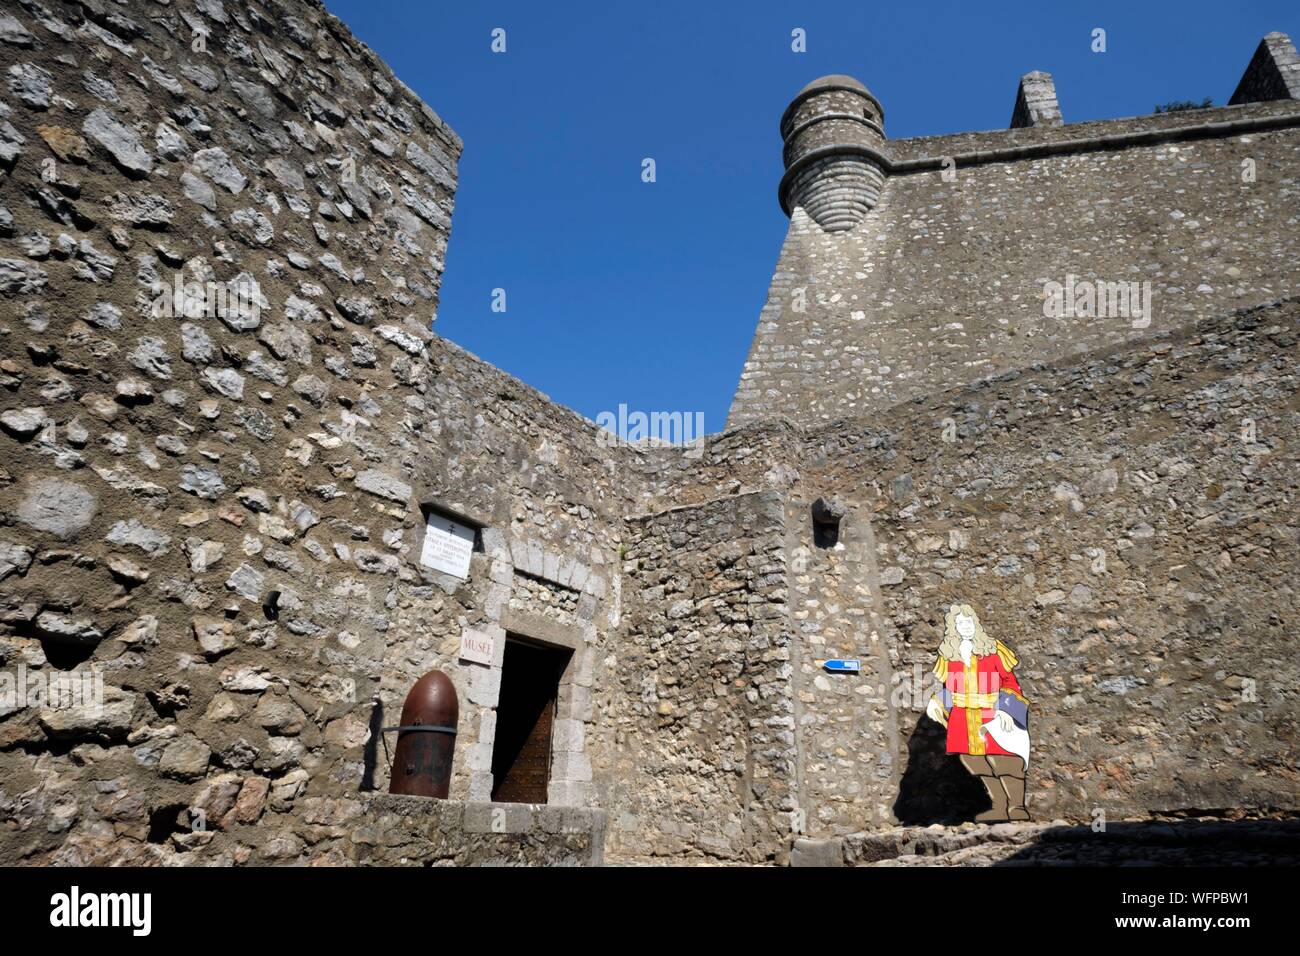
[730,99,1300,428]
[601,301,1300,857]
[855,298,1300,823]
[607,492,793,862]
[348,794,605,866]
[381,332,639,812]
[0,0,637,865]
[784,493,901,838]
[659,298,1300,837]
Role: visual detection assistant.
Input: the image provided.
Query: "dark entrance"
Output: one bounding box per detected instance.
[490,637,571,803]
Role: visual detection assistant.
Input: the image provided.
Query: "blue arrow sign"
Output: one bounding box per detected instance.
[823,659,861,673]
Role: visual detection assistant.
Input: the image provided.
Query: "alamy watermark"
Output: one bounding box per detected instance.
[0,664,106,715]
[50,886,151,936]
[595,404,705,458]
[1042,273,1152,329]
[149,272,264,323]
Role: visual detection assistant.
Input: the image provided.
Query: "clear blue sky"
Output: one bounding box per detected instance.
[324,0,1298,433]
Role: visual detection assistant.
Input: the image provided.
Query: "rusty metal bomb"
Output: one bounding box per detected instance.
[388,669,459,798]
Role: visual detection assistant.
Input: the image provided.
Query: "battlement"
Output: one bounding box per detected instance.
[776,32,1300,222]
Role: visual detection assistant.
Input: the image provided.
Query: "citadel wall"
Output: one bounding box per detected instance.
[643,297,1300,849]
[862,299,1300,825]
[730,96,1300,428]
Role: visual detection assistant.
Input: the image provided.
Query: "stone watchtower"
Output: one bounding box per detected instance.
[778,74,887,232]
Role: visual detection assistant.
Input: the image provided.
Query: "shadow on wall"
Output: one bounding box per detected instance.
[893,716,990,824]
[360,698,385,792]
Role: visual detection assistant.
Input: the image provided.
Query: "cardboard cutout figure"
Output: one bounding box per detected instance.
[925,603,1031,822]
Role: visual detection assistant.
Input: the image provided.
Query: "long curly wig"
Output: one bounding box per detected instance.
[937,602,996,660]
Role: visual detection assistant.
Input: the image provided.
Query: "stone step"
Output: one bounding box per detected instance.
[792,817,1300,866]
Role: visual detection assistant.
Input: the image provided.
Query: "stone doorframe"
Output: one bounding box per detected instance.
[458,527,605,807]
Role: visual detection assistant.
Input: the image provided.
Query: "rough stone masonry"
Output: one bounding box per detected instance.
[0,1,1296,866]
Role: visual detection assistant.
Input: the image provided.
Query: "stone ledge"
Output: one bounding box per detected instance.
[793,817,1300,866]
[350,793,606,866]
[789,838,844,867]
[890,97,1300,167]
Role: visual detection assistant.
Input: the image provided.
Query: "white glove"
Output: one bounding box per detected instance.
[926,697,947,726]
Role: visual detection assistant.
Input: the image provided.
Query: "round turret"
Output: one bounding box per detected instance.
[778,74,888,232]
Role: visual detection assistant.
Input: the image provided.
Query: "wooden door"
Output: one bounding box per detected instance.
[491,639,569,803]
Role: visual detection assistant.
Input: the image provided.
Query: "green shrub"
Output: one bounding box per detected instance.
[1154,97,1213,113]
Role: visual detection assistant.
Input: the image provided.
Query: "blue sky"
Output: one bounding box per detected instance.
[324,0,1298,433]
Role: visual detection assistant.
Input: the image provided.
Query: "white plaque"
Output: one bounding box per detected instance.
[419,512,475,578]
[458,629,495,666]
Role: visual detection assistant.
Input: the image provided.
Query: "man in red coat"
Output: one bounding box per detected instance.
[926,603,1031,822]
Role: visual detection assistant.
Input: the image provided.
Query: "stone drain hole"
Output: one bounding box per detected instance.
[147,803,189,844]
[38,636,96,671]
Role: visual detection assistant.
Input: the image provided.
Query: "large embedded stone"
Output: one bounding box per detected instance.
[104,518,170,556]
[0,541,33,581]
[39,685,137,740]
[82,108,153,177]
[159,735,211,781]
[179,463,226,500]
[191,147,246,193]
[0,406,48,439]
[193,616,237,659]
[17,478,97,538]
[7,62,52,109]
[354,469,411,503]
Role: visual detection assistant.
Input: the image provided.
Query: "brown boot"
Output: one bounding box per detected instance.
[961,755,1009,822]
[974,777,1009,822]
[990,755,1030,821]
